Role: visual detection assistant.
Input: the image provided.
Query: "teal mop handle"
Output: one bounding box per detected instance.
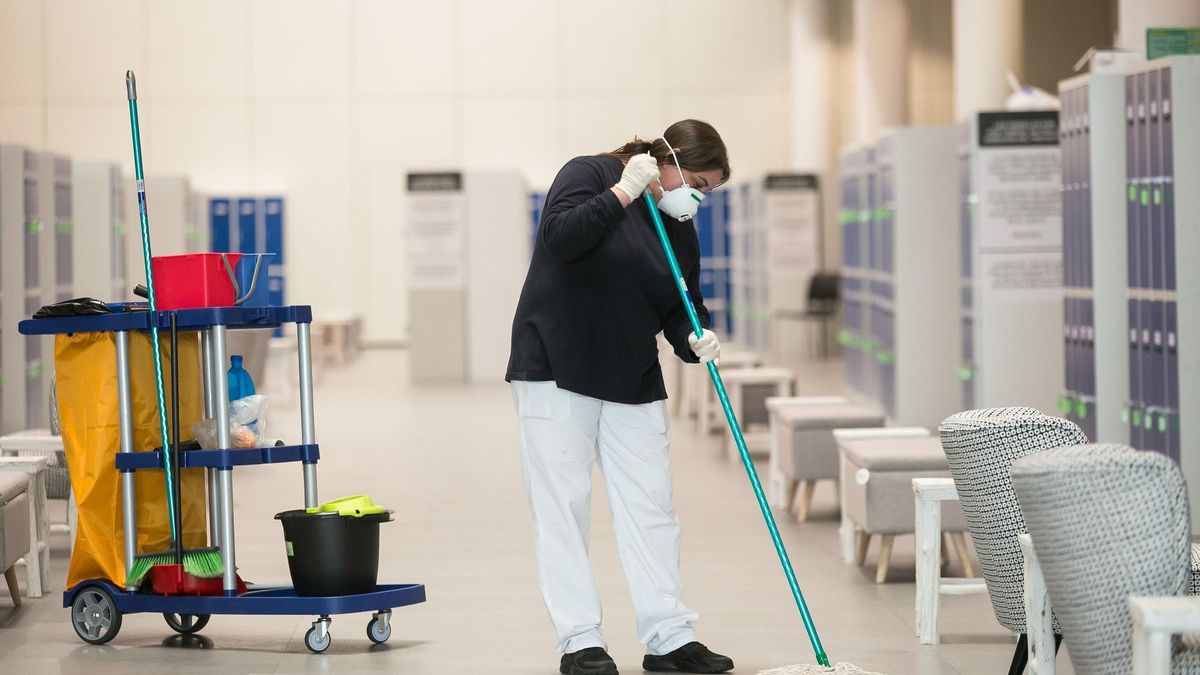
[127,71,179,542]
[642,191,830,667]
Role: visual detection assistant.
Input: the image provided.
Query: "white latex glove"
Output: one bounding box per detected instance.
[688,329,720,364]
[613,153,661,202]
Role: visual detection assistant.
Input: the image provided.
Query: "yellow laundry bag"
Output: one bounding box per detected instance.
[55,330,209,589]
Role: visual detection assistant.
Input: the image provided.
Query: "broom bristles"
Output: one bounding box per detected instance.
[757,664,884,675]
[126,547,225,586]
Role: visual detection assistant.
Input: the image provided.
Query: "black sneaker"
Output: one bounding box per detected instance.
[642,641,734,673]
[560,647,619,675]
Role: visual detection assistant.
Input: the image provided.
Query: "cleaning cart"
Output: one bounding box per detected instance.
[18,304,425,653]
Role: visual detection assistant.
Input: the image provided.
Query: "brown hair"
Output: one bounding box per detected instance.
[604,119,731,186]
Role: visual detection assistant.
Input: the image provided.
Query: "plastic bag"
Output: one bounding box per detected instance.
[193,394,269,449]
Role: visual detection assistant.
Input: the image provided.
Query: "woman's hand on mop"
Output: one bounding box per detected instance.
[612,153,661,205]
[688,329,721,364]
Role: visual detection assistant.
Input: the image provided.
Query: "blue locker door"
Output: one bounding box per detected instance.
[1129,300,1143,449]
[210,198,232,253]
[1126,77,1138,289]
[264,197,284,262]
[237,197,258,254]
[1166,301,1179,460]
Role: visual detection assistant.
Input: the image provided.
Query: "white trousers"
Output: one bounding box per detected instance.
[512,380,698,655]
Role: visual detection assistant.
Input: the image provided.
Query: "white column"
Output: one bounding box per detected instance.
[788,0,833,173]
[853,0,910,142]
[953,0,1023,120]
[1118,0,1200,54]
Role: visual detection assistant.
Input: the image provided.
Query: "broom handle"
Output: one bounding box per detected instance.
[170,312,184,564]
[642,191,830,668]
[128,70,179,543]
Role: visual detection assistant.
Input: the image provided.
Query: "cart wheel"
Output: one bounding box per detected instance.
[163,612,211,635]
[305,625,331,653]
[71,587,123,645]
[366,615,391,644]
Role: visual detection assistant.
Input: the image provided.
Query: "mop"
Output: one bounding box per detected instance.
[642,190,880,675]
[124,70,223,586]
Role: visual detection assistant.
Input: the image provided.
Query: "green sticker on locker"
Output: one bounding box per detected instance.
[1076,400,1088,419]
[1144,414,1153,430]
[1129,185,1137,201]
[1133,409,1142,426]
[1121,407,1130,423]
[1159,415,1168,433]
[1058,396,1072,414]
[1154,189,1162,206]
[1141,189,1150,206]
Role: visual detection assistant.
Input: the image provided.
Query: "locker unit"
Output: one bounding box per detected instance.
[728,182,761,350]
[1123,57,1200,485]
[37,152,73,305]
[864,127,961,429]
[760,174,823,360]
[22,150,45,428]
[695,189,732,337]
[1058,72,1130,444]
[839,145,874,399]
[407,171,527,383]
[208,195,287,334]
[0,144,30,433]
[958,111,1065,416]
[71,160,128,304]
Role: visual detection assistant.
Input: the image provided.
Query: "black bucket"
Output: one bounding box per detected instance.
[274,509,392,596]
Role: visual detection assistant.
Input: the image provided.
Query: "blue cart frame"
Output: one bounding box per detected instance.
[20,305,426,652]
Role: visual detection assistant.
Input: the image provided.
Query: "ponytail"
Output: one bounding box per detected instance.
[601,120,731,185]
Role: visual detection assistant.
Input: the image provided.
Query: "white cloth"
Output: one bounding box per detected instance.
[512,380,698,655]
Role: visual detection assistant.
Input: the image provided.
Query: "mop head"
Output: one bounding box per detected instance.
[758,664,884,675]
[127,547,224,587]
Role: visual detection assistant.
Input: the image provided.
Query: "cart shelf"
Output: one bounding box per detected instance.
[115,444,321,471]
[65,580,426,616]
[18,304,312,337]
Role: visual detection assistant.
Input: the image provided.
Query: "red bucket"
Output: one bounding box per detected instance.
[151,253,243,310]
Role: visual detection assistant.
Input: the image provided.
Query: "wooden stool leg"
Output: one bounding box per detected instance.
[784,480,800,515]
[942,532,957,568]
[4,566,20,606]
[795,480,816,522]
[953,533,976,578]
[855,531,872,567]
[876,535,896,584]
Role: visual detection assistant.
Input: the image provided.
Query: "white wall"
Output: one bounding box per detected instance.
[0,0,792,343]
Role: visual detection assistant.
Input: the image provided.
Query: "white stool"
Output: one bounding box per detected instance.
[695,350,761,434]
[912,477,988,645]
[0,456,50,598]
[718,367,794,461]
[768,397,851,510]
[0,430,74,552]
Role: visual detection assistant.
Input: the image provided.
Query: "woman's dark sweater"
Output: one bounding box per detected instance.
[505,155,709,404]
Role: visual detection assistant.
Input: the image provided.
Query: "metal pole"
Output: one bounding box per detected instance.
[297,322,318,508]
[201,330,220,547]
[211,325,237,594]
[115,331,138,591]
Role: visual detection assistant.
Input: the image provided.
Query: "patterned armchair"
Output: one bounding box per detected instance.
[937,407,1087,671]
[1011,444,1200,674]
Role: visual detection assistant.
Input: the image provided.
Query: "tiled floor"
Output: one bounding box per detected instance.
[0,350,1072,674]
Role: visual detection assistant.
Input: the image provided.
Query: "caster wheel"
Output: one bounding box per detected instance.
[366,615,391,644]
[71,587,123,645]
[164,612,211,635]
[305,625,331,653]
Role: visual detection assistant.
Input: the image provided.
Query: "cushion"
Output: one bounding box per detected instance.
[842,437,948,472]
[777,403,886,430]
[0,472,29,505]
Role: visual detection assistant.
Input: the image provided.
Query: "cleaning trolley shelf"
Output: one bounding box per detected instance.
[19,304,426,654]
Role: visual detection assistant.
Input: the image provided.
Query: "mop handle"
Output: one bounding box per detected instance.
[127,70,179,542]
[642,191,830,667]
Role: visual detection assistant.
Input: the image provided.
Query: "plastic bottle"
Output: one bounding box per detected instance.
[228,355,256,401]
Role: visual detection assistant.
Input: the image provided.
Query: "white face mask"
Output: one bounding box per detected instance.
[656,134,705,222]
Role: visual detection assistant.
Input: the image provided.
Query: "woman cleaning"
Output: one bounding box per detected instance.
[507,119,734,675]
